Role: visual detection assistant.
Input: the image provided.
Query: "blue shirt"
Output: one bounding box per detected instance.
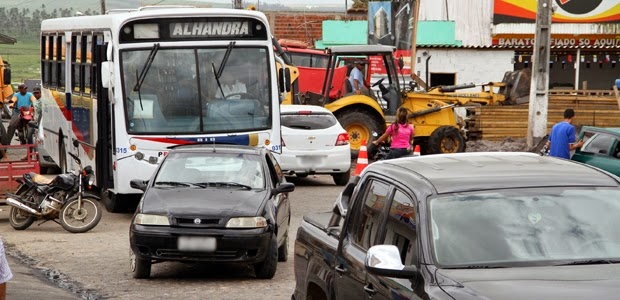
[13,92,32,114]
[549,121,576,159]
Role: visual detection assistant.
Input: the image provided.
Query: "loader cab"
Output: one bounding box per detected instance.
[321,46,402,115]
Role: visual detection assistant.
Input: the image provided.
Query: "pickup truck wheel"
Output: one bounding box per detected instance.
[332,171,350,186]
[277,233,288,262]
[255,234,278,279]
[130,251,152,279]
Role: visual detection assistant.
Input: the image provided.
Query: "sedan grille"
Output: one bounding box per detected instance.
[174,217,222,228]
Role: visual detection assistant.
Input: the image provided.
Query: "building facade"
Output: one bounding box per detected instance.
[417,0,620,90]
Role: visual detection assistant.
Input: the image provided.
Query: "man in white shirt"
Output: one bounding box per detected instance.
[348,60,371,95]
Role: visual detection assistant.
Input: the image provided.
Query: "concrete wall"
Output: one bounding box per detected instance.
[415,48,515,90]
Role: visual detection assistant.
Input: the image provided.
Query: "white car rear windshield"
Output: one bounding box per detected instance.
[281,112,337,130]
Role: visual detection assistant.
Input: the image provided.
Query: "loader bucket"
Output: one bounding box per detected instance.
[499,68,531,105]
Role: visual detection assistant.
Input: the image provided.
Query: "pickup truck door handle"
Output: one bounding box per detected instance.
[335,265,347,275]
[364,284,377,296]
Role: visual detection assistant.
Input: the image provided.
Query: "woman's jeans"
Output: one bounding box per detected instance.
[386,148,409,160]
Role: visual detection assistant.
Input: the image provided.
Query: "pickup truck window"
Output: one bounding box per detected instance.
[383,189,417,265]
[350,180,391,250]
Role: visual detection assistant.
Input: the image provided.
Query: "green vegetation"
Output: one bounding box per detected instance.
[0,38,40,84]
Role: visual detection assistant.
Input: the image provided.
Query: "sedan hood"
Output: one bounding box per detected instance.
[141,187,268,218]
[437,264,620,300]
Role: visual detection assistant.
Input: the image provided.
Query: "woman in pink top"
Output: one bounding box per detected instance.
[372,107,414,159]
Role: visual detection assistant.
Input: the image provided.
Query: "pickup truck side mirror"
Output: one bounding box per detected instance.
[328,176,360,228]
[130,179,149,192]
[365,245,419,278]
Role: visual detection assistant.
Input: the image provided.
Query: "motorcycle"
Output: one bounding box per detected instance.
[5,152,103,233]
[16,106,35,144]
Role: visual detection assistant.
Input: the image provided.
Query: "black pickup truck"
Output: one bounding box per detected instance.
[292,152,620,300]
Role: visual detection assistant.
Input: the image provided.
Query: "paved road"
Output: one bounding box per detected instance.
[0,174,343,299]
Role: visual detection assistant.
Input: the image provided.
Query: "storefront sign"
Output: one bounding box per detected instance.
[493,34,620,47]
[493,0,620,24]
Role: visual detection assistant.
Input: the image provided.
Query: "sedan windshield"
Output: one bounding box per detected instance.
[429,187,620,267]
[121,46,271,134]
[155,152,265,189]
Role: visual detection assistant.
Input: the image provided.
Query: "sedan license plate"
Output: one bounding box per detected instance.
[177,236,217,252]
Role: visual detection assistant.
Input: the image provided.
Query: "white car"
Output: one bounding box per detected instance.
[280,105,351,185]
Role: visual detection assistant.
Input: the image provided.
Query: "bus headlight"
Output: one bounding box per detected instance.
[226,217,267,228]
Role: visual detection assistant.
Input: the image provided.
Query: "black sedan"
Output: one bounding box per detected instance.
[129,144,294,279]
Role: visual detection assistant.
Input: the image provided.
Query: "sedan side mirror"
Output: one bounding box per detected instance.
[274,182,295,195]
[365,245,419,278]
[130,179,149,192]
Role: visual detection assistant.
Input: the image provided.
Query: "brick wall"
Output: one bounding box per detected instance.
[265,11,366,47]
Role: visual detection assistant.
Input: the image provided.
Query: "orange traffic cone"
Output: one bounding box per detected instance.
[412,145,421,157]
[354,140,369,176]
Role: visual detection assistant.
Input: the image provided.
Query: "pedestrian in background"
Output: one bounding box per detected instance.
[372,107,414,159]
[0,239,13,300]
[547,108,584,159]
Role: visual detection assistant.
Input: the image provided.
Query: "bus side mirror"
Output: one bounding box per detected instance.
[398,56,404,70]
[3,65,11,85]
[101,61,114,88]
[278,68,291,93]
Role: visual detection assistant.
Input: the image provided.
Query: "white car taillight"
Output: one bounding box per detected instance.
[281,137,286,147]
[335,133,349,146]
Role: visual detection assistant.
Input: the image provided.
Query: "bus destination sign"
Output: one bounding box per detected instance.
[170,21,250,38]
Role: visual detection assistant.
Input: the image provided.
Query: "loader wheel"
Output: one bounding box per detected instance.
[337,110,383,159]
[427,126,466,154]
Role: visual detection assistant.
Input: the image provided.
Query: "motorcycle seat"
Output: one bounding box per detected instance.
[31,173,53,185]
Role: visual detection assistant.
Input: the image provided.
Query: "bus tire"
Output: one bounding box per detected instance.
[58,138,67,173]
[102,190,125,213]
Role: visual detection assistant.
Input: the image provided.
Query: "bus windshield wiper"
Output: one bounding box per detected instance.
[133,43,160,110]
[213,41,236,99]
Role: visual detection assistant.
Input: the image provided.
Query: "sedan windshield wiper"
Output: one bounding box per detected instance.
[195,182,252,190]
[554,259,620,266]
[154,181,192,187]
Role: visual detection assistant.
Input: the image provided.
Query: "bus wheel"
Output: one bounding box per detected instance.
[58,140,67,173]
[102,190,125,213]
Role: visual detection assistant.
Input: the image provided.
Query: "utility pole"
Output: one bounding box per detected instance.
[233,0,243,9]
[100,0,106,14]
[526,0,553,148]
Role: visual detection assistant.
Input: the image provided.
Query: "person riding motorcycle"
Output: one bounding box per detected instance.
[4,84,35,145]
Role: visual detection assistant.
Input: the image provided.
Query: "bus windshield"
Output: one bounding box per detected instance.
[122,46,272,134]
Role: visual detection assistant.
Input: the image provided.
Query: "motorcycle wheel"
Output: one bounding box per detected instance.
[9,206,36,230]
[59,196,103,233]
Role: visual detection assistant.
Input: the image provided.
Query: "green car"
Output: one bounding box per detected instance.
[571,126,620,177]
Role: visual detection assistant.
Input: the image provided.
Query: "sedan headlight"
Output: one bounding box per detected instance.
[134,213,170,226]
[226,217,267,228]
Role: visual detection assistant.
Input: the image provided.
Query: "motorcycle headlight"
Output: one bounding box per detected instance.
[226,217,267,228]
[134,213,170,226]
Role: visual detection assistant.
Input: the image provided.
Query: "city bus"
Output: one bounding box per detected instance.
[38,6,289,212]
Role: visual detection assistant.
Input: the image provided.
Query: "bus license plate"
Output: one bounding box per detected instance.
[177,236,217,252]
